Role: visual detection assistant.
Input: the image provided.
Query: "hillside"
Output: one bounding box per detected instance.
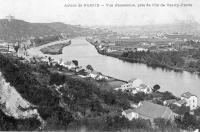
[0,19,91,42]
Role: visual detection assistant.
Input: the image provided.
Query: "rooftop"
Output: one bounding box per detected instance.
[128,78,143,84]
[164,99,177,104]
[133,101,176,120]
[174,99,186,105]
[139,84,148,89]
[123,109,134,115]
[181,92,196,99]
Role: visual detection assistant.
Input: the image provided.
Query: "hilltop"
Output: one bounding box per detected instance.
[0,19,91,42]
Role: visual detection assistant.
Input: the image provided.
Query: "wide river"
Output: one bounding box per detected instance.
[28,37,200,103]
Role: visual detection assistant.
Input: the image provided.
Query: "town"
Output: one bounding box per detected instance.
[86,30,200,73]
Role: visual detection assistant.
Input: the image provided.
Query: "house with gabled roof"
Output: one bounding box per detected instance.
[180,92,197,110]
[119,78,142,91]
[116,78,152,94]
[122,109,139,121]
[122,101,177,122]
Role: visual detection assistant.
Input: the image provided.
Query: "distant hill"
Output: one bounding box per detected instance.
[0,19,91,42]
[107,21,200,35]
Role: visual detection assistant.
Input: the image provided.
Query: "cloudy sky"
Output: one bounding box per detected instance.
[0,0,199,26]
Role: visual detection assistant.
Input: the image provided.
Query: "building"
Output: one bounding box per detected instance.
[115,39,139,46]
[136,47,148,52]
[5,15,15,22]
[61,61,77,70]
[163,99,177,106]
[122,109,139,121]
[173,99,186,107]
[120,78,143,90]
[180,92,197,110]
[106,46,124,52]
[117,78,152,94]
[88,70,100,79]
[87,70,108,80]
[124,47,137,52]
[122,101,177,122]
[137,84,151,93]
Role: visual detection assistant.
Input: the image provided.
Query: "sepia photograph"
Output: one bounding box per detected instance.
[0,0,200,131]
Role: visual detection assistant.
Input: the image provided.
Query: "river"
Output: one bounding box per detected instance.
[28,37,200,103]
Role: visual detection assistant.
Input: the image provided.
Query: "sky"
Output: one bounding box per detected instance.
[0,0,200,26]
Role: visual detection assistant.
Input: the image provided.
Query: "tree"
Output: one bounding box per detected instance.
[78,69,87,76]
[153,84,160,92]
[0,110,40,131]
[175,112,198,130]
[14,45,20,53]
[72,60,78,66]
[172,105,190,115]
[48,57,53,65]
[161,91,176,101]
[133,92,146,103]
[154,118,175,128]
[194,107,200,116]
[49,73,66,85]
[86,65,94,71]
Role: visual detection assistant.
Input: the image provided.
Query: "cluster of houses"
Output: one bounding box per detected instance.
[86,70,108,81]
[0,39,34,57]
[86,37,149,54]
[0,42,15,53]
[115,77,198,111]
[87,32,200,54]
[122,92,198,122]
[115,78,152,94]
[36,56,109,81]
[115,77,198,124]
[164,92,198,110]
[121,86,198,123]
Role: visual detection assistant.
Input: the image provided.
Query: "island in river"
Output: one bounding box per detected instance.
[40,40,71,55]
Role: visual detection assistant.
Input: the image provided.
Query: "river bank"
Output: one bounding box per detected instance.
[89,40,200,75]
[40,40,71,55]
